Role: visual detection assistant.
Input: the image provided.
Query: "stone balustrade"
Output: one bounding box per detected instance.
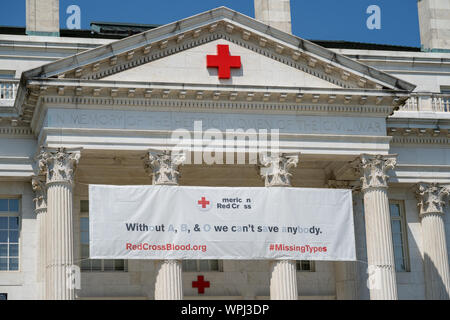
[401,94,450,112]
[0,80,18,107]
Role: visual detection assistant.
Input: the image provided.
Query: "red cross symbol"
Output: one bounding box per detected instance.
[197,197,210,209]
[206,44,241,79]
[192,275,210,294]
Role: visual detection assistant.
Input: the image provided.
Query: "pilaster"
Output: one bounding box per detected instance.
[32,176,47,300]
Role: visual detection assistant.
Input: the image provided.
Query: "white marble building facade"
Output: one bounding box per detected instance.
[0,2,449,300]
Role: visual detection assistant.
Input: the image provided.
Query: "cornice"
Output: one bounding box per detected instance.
[0,126,33,137]
[387,116,450,138]
[388,124,450,142]
[35,94,395,114]
[390,134,450,145]
[73,30,367,90]
[16,79,406,130]
[20,8,415,91]
[26,78,408,98]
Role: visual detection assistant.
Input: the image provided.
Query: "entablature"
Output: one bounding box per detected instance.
[23,78,409,134]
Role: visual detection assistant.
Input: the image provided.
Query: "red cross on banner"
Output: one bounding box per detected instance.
[206,44,241,79]
[192,275,210,294]
[197,197,210,209]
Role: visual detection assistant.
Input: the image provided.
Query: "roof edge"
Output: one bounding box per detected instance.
[20,6,416,92]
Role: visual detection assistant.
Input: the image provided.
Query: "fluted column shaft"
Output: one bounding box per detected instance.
[269,260,297,299]
[359,154,398,300]
[145,150,185,300]
[363,188,397,299]
[260,153,299,300]
[47,182,75,300]
[154,260,183,300]
[37,147,80,300]
[417,183,450,300]
[422,214,450,299]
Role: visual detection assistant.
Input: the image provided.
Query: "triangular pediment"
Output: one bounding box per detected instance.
[21,7,415,93]
[102,39,341,88]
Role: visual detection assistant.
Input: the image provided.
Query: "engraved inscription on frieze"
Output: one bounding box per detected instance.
[46,109,386,136]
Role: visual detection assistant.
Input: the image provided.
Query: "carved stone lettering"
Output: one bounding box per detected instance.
[47,109,386,136]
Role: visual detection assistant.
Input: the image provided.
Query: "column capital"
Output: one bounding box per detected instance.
[32,176,47,213]
[416,183,450,217]
[259,153,299,187]
[37,147,81,185]
[357,154,397,191]
[144,150,186,185]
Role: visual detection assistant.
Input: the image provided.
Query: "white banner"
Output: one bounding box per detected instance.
[89,185,356,261]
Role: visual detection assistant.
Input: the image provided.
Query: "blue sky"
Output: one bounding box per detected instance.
[0,0,420,47]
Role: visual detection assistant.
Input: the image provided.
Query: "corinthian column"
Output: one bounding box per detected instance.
[358,154,398,300]
[37,147,80,300]
[259,153,299,300]
[416,183,450,300]
[144,150,185,300]
[32,176,47,300]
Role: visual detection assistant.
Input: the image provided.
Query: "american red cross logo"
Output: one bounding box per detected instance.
[206,44,241,79]
[197,196,210,210]
[192,275,210,294]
